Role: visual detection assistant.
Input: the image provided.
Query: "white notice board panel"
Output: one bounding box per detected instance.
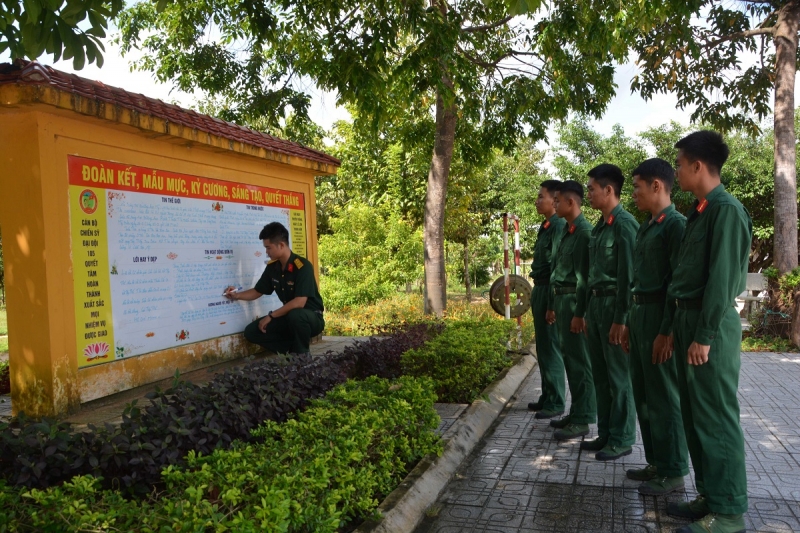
[68,156,308,368]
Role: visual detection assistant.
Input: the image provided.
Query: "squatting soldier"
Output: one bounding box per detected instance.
[527,180,568,419]
[668,131,750,533]
[224,222,325,355]
[546,180,597,440]
[623,158,690,496]
[584,164,638,461]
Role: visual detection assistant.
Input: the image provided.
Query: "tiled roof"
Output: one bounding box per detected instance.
[0,59,340,168]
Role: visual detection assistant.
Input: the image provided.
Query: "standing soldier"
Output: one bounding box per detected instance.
[527,180,567,419]
[668,131,750,533]
[546,180,597,441]
[623,158,690,496]
[584,164,638,461]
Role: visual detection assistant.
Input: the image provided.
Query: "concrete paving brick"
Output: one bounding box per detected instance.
[415,351,800,533]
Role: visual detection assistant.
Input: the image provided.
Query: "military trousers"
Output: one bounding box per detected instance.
[673,306,747,514]
[629,301,689,477]
[532,285,566,412]
[586,295,636,447]
[244,308,325,354]
[553,293,596,424]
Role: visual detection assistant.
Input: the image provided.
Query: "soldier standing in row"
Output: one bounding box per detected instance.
[584,164,638,461]
[623,158,690,496]
[668,131,750,533]
[546,181,597,441]
[528,180,568,419]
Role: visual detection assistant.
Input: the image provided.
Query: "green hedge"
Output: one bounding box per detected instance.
[401,318,514,403]
[0,376,441,533]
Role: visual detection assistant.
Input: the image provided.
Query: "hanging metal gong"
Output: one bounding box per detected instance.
[488,274,533,318]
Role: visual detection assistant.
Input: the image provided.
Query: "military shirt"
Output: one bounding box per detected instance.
[254,253,325,312]
[548,212,592,317]
[588,203,638,325]
[668,184,752,345]
[631,204,686,335]
[530,213,567,281]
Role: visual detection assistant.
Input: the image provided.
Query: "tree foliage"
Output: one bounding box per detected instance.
[116,0,648,315]
[632,0,780,133]
[1,0,123,69]
[317,202,423,311]
[630,0,800,278]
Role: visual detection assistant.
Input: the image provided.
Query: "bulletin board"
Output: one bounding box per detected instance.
[68,156,307,368]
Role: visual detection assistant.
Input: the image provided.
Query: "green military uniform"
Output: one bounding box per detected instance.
[668,184,751,514]
[586,203,637,448]
[530,213,567,413]
[629,204,689,477]
[244,253,325,354]
[549,213,596,425]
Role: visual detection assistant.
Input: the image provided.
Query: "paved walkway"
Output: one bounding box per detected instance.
[416,351,800,533]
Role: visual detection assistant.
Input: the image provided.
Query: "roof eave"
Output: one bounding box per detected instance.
[0,83,340,175]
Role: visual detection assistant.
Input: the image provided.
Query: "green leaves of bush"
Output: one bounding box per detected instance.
[401,319,514,403]
[0,353,349,492]
[2,376,441,533]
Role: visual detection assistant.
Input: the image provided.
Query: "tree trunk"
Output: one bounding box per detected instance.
[423,88,457,316]
[773,2,800,344]
[463,239,472,302]
[773,2,800,275]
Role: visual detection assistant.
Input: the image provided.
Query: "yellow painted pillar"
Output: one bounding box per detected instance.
[0,111,81,417]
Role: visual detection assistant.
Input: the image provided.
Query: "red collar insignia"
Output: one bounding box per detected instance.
[543,220,551,229]
[697,199,709,213]
[656,213,666,224]
[569,224,576,234]
[607,214,615,226]
[288,264,294,272]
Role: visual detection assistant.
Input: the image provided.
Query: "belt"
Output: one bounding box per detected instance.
[553,286,576,295]
[533,278,550,286]
[675,298,703,310]
[590,287,617,297]
[632,292,666,305]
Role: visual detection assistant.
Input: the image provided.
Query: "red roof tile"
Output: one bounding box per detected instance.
[0,59,340,168]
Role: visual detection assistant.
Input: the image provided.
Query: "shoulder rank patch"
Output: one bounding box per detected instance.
[569,224,576,234]
[543,220,551,230]
[607,214,615,226]
[294,258,304,269]
[656,213,666,224]
[697,198,709,213]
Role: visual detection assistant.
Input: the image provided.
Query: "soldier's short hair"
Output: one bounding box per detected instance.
[587,163,624,197]
[540,179,562,195]
[559,180,584,202]
[675,130,729,175]
[259,222,290,244]
[632,158,676,192]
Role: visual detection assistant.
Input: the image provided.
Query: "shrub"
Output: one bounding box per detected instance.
[324,292,535,341]
[318,203,423,311]
[348,322,445,380]
[3,376,442,533]
[0,353,350,493]
[402,318,514,403]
